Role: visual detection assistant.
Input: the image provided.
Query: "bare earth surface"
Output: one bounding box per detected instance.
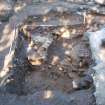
[0,0,105,105]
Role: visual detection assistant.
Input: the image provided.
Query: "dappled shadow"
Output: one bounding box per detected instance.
[0,0,104,98]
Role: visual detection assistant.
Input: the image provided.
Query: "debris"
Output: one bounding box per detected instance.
[72,74,93,90]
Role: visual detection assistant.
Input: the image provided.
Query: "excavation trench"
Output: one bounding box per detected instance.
[1,3,103,105]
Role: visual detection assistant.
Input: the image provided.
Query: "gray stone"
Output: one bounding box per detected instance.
[95,0,105,5]
[72,74,93,90]
[0,0,15,22]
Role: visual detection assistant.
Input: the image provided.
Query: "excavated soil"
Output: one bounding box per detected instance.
[23,26,92,94]
[1,0,105,105]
